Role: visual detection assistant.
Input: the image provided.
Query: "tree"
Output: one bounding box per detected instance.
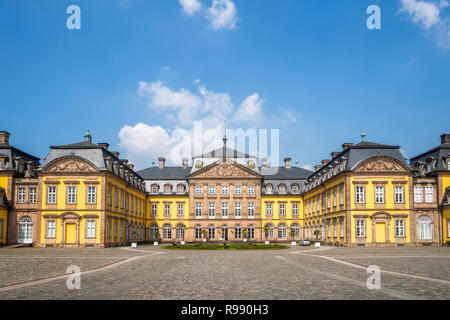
[313,229,321,239]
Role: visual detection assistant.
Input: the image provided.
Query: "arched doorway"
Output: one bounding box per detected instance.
[18,216,33,244]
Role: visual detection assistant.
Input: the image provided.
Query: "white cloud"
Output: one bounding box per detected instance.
[179,0,202,16]
[302,164,313,171]
[232,93,264,122]
[399,0,450,49]
[207,0,238,30]
[399,0,440,28]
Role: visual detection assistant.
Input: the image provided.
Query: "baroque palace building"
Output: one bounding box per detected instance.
[0,129,449,247]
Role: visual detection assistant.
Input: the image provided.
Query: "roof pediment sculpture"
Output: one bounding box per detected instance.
[355,156,408,173]
[191,162,260,178]
[46,158,97,173]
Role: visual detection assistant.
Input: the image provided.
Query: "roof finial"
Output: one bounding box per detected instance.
[361,130,366,142]
[222,120,227,160]
[84,130,92,143]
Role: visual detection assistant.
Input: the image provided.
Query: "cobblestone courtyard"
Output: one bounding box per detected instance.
[0,245,448,300]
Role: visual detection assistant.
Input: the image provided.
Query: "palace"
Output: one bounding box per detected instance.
[0,130,449,248]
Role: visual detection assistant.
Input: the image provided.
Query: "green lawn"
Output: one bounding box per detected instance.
[161,243,290,250]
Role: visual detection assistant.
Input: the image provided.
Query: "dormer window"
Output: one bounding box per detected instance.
[151,185,159,194]
[278,184,286,194]
[164,185,172,194]
[177,185,185,193]
[266,184,273,194]
[291,184,299,193]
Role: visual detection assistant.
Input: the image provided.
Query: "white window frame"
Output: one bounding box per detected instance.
[395,220,405,238]
[417,216,432,240]
[29,187,36,203]
[333,190,337,207]
[425,186,434,203]
[292,203,299,216]
[414,185,423,203]
[151,203,157,216]
[356,220,366,238]
[87,186,97,204]
[248,202,254,218]
[46,220,56,238]
[266,203,272,216]
[47,186,57,204]
[208,202,215,218]
[195,226,202,239]
[340,219,344,237]
[208,186,216,195]
[234,202,241,218]
[355,186,365,204]
[86,220,95,238]
[177,204,184,217]
[375,186,384,204]
[164,204,171,217]
[163,225,172,239]
[195,186,202,195]
[278,225,287,239]
[195,202,202,218]
[221,202,228,218]
[67,186,77,204]
[248,186,255,195]
[235,186,242,195]
[17,187,25,204]
[279,204,286,216]
[221,185,228,195]
[339,186,344,205]
[395,186,404,204]
[333,220,337,237]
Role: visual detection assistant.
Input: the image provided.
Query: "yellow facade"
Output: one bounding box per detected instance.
[147,196,190,229]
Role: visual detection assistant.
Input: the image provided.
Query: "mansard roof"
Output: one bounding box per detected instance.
[0,144,40,170]
[409,142,450,170]
[137,167,192,180]
[195,147,253,159]
[260,167,312,179]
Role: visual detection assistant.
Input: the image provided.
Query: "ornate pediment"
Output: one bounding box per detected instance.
[354,156,408,173]
[190,161,260,179]
[46,158,97,173]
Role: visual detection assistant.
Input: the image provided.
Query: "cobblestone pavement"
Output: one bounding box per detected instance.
[0,245,448,300]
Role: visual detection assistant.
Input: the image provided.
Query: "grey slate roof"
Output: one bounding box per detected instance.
[307,140,407,180]
[0,143,40,170]
[195,147,253,159]
[409,142,450,170]
[137,167,192,180]
[261,167,312,179]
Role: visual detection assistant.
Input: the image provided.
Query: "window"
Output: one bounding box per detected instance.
[291,224,300,238]
[375,186,384,204]
[222,185,228,195]
[29,188,36,203]
[151,204,157,216]
[248,186,255,195]
[114,189,118,208]
[177,185,184,193]
[235,202,241,218]
[355,186,365,203]
[221,202,228,218]
[114,219,118,238]
[266,184,273,194]
[107,219,111,238]
[395,220,405,238]
[264,224,274,239]
[339,186,344,205]
[195,186,202,195]
[164,204,171,216]
[235,225,241,239]
[327,193,331,208]
[195,225,202,239]
[125,194,129,211]
[87,186,96,204]
[448,160,450,170]
[235,186,242,195]
[248,202,254,218]
[67,186,77,204]
[176,225,185,239]
[292,203,299,216]
[208,202,215,218]
[333,220,337,237]
[278,184,286,193]
[164,185,172,194]
[278,224,287,239]
[208,225,215,239]
[322,195,326,209]
[163,225,172,239]
[356,220,365,237]
[151,185,158,193]
[340,219,344,237]
[0,220,3,238]
[195,202,202,218]
[120,192,124,209]
[248,225,255,239]
[85,220,95,238]
[208,186,216,195]
[108,187,112,206]
[266,203,272,216]
[46,220,56,238]
[177,204,184,217]
[417,216,432,240]
[333,190,337,207]
[17,187,25,203]
[327,221,331,237]
[425,186,434,203]
[292,184,299,193]
[414,185,423,203]
[279,204,286,216]
[447,220,450,237]
[395,186,404,203]
[149,225,158,239]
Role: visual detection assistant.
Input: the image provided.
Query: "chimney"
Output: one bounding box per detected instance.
[284,158,292,169]
[182,157,188,169]
[342,143,353,151]
[0,131,10,145]
[314,165,322,172]
[331,152,340,159]
[441,134,450,144]
[321,159,330,166]
[261,158,268,168]
[158,157,166,169]
[97,143,109,150]
[121,159,128,165]
[111,151,120,158]
[127,163,135,170]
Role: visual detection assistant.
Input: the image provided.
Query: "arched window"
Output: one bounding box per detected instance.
[18,216,33,244]
[265,184,273,194]
[248,225,255,239]
[417,216,432,240]
[195,225,202,239]
[234,225,241,239]
[163,224,172,239]
[176,224,185,239]
[151,184,159,194]
[149,224,159,239]
[278,184,286,194]
[208,225,215,239]
[291,184,299,193]
[164,184,172,194]
[278,223,287,239]
[291,223,300,239]
[177,184,185,193]
[264,223,274,239]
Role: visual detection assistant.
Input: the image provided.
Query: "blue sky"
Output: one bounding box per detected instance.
[1,0,449,170]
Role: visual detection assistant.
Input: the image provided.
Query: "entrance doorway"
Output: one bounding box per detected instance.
[18,216,33,244]
[375,222,386,243]
[65,223,76,243]
[222,226,228,241]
